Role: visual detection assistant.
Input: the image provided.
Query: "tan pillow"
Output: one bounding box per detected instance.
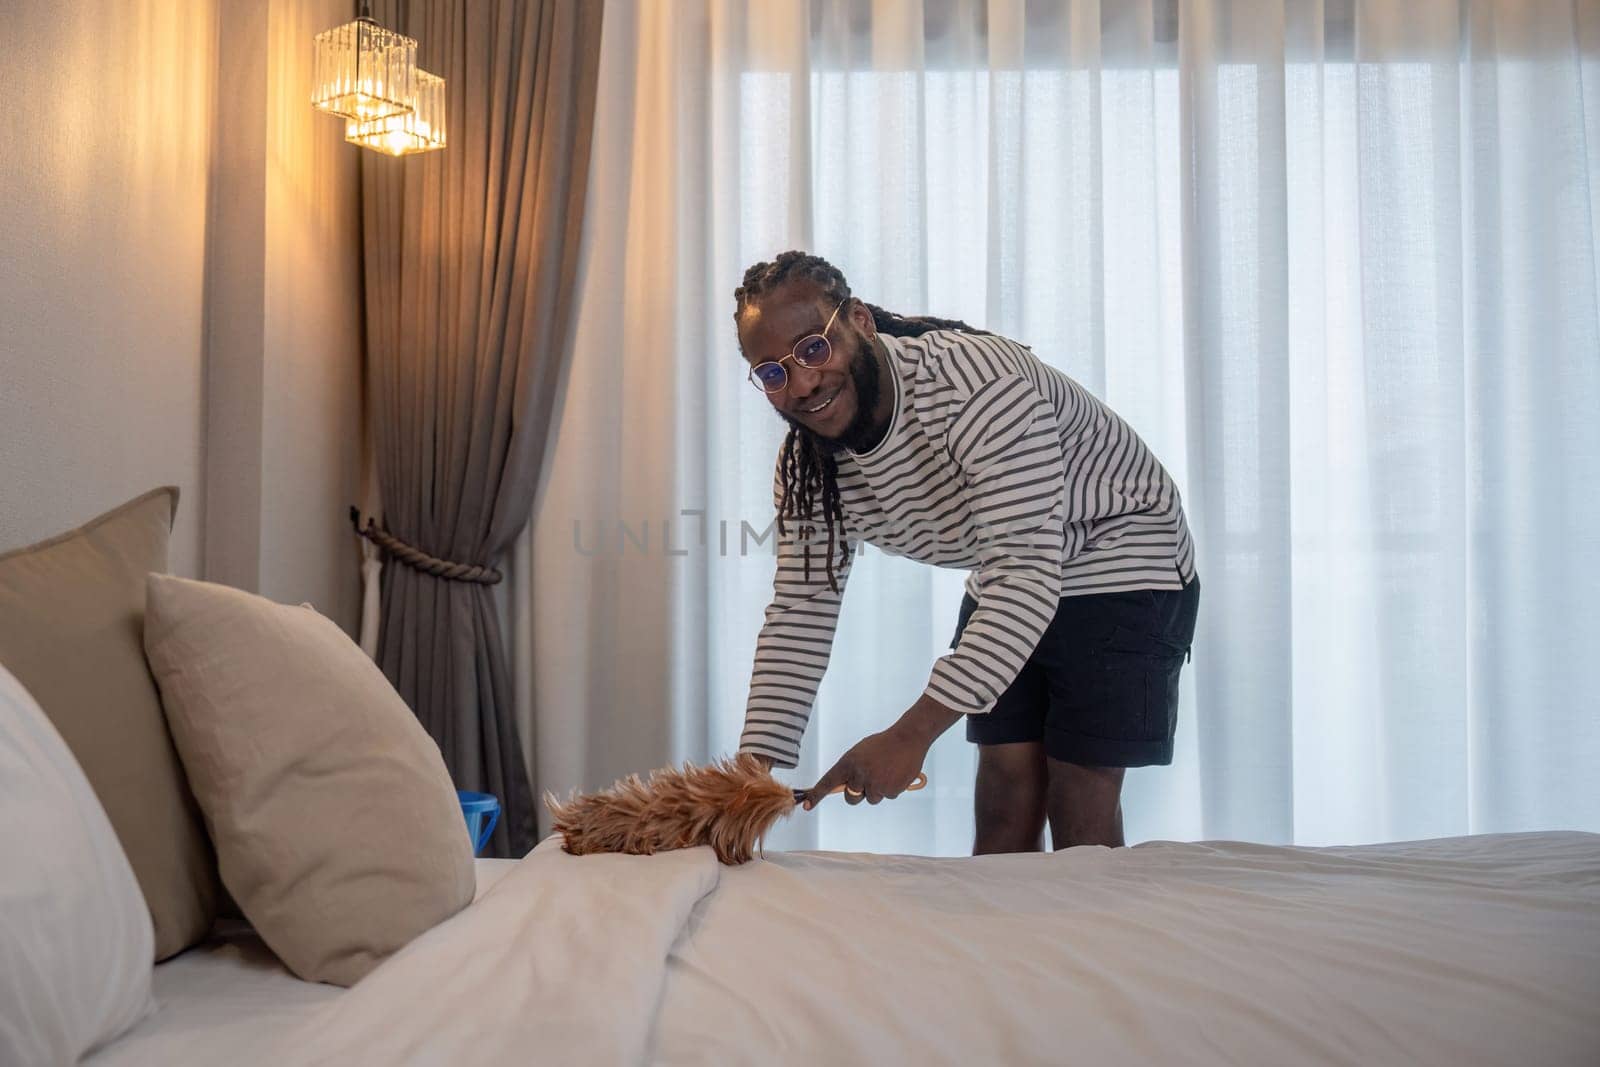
[0,488,217,960]
[142,574,476,986]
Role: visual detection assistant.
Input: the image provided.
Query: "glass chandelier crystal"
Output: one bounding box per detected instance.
[345,69,447,156]
[311,10,417,123]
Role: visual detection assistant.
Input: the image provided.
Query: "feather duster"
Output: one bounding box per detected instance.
[544,753,925,865]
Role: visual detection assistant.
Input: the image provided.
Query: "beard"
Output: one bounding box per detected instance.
[780,333,885,454]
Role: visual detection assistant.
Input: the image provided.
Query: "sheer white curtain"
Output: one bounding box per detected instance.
[506,0,1600,854]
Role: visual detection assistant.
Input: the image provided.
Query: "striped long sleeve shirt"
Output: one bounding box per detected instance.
[739,329,1196,769]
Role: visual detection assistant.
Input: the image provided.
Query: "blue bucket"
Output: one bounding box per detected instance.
[457,790,500,855]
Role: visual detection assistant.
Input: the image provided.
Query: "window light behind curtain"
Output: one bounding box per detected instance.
[512,0,1600,856]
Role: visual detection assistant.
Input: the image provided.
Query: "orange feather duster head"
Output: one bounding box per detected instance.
[544,753,798,865]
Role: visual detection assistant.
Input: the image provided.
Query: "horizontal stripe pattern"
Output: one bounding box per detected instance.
[740,330,1196,768]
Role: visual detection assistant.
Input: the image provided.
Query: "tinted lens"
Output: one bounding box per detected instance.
[794,334,831,367]
[752,362,787,391]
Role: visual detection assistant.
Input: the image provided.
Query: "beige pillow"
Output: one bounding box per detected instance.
[0,487,217,960]
[142,574,476,986]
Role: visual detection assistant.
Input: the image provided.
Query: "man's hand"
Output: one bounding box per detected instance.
[802,695,962,809]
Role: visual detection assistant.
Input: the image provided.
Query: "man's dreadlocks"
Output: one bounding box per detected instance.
[733,250,989,592]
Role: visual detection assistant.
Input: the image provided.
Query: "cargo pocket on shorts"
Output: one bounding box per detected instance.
[1098,624,1189,741]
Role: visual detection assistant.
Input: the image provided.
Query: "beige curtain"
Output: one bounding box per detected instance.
[361,0,602,856]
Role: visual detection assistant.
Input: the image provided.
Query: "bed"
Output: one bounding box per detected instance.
[11,493,1594,1065]
[85,831,1599,1066]
[82,859,521,1066]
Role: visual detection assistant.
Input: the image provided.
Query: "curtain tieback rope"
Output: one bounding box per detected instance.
[348,507,503,585]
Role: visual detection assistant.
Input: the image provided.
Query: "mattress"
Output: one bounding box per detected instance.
[83,858,519,1066]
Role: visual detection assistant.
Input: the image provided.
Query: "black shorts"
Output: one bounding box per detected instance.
[950,576,1200,767]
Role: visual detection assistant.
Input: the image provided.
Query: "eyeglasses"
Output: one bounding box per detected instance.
[746,300,847,393]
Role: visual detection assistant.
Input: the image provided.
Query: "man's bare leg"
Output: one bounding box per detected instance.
[973,742,1048,854]
[1046,759,1126,848]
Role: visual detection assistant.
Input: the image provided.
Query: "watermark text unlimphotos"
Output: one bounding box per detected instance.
[568,509,1034,559]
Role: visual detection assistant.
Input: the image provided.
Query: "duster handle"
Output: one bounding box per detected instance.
[795,772,928,802]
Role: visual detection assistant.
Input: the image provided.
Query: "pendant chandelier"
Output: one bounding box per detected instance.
[311,2,446,157]
[345,69,447,156]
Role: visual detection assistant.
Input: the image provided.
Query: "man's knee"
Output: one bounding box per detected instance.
[974,797,1045,854]
[1046,759,1126,848]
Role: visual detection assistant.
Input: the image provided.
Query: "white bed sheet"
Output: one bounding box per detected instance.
[651,832,1600,1066]
[89,836,1600,1066]
[281,830,1600,1067]
[84,858,518,1067]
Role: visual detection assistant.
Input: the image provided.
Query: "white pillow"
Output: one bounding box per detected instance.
[0,662,155,1064]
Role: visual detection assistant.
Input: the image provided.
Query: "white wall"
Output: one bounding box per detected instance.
[261,0,363,627]
[0,0,218,575]
[0,0,364,632]
[204,0,365,627]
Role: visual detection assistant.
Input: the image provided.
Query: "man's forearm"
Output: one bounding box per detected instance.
[893,693,964,748]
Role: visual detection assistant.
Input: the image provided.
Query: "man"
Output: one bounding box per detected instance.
[735,251,1199,852]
